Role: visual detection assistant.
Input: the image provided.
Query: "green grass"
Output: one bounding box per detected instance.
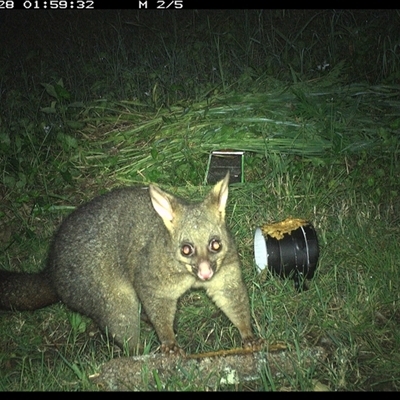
[0,9,399,391]
[1,156,398,391]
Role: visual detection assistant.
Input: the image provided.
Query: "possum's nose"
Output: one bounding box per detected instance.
[197,260,214,281]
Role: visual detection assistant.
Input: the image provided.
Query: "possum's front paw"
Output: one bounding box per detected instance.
[160,341,186,356]
[242,336,264,351]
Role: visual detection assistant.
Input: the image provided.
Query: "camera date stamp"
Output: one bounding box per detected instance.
[1,1,183,9]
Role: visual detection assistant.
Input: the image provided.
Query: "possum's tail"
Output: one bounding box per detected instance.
[0,270,59,311]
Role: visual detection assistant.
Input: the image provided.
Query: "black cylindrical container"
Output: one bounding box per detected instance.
[254,218,319,291]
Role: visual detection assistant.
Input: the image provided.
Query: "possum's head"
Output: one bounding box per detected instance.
[149,173,232,281]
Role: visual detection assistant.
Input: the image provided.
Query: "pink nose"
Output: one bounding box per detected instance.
[197,261,213,281]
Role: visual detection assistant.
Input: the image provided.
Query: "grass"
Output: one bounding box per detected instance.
[0,9,399,391]
[1,156,398,391]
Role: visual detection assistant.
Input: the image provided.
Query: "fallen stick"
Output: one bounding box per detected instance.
[90,343,327,391]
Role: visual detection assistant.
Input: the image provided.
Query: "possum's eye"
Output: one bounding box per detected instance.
[181,243,195,257]
[209,238,222,253]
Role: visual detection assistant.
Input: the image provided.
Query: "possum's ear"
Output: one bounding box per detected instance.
[149,184,177,230]
[205,171,230,221]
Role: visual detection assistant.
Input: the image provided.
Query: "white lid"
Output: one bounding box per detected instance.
[254,228,268,272]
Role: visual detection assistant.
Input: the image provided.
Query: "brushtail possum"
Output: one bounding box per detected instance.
[0,173,258,353]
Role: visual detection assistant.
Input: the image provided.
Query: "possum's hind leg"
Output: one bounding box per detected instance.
[87,281,141,354]
[52,254,142,354]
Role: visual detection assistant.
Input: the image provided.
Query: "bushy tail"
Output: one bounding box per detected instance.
[0,270,59,311]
